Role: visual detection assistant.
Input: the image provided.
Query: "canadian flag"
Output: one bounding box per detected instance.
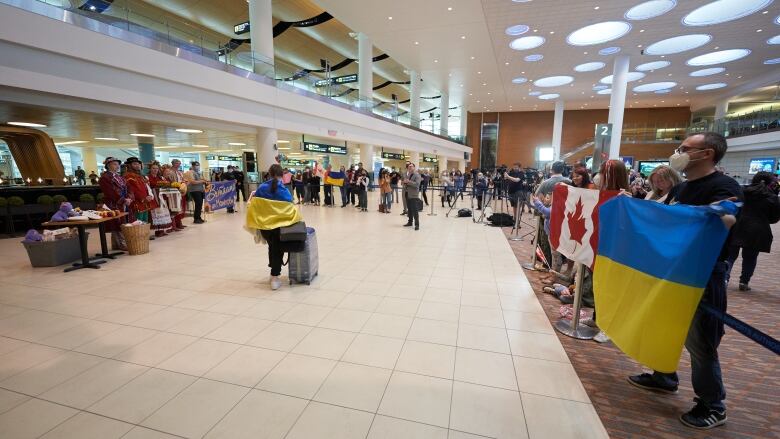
[549,184,619,269]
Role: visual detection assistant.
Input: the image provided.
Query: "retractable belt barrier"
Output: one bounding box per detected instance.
[699,301,780,355]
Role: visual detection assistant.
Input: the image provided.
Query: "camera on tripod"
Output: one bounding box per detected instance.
[493,165,508,183]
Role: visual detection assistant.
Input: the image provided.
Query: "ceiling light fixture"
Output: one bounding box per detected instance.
[534,75,574,87]
[175,128,203,133]
[686,49,751,65]
[387,16,393,20]
[94,137,119,141]
[57,140,89,145]
[7,121,47,127]
[130,133,155,137]
[566,21,632,46]
[593,85,609,90]
[764,57,780,64]
[524,54,544,61]
[767,35,780,44]
[625,0,677,20]
[574,61,606,72]
[599,46,621,55]
[682,0,772,26]
[505,24,530,36]
[696,83,728,90]
[635,60,671,71]
[529,91,543,96]
[644,34,712,54]
[512,77,528,84]
[510,36,546,50]
[228,142,246,146]
[538,94,560,100]
[461,35,466,39]
[600,71,646,84]
[597,89,612,95]
[192,145,210,148]
[632,81,677,92]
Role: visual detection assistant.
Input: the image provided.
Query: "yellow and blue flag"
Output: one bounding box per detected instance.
[245,196,301,231]
[593,196,729,373]
[325,171,345,187]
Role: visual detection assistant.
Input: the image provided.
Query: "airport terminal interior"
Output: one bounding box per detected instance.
[0,0,778,438]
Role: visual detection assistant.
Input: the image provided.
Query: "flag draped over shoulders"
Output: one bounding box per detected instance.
[246,181,301,231]
[593,196,729,373]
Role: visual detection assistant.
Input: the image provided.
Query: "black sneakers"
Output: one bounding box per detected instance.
[679,398,727,430]
[627,373,678,394]
[738,283,751,291]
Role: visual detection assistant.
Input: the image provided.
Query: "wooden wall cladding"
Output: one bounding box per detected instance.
[0,125,65,183]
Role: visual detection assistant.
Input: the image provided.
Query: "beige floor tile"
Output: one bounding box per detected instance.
[205,316,272,344]
[396,340,456,379]
[318,308,372,332]
[368,415,448,439]
[454,348,517,390]
[499,294,545,314]
[206,296,260,315]
[158,338,239,376]
[0,336,27,356]
[114,332,197,367]
[0,351,103,395]
[422,288,462,305]
[361,313,413,339]
[240,299,295,320]
[122,426,180,439]
[302,290,348,307]
[502,311,554,334]
[341,333,404,369]
[0,388,30,414]
[0,343,64,381]
[292,327,356,360]
[416,301,460,322]
[41,359,148,409]
[408,318,459,346]
[0,398,77,439]
[246,322,312,351]
[257,353,336,399]
[460,293,501,309]
[205,389,307,439]
[513,356,590,403]
[286,402,374,439]
[459,306,506,328]
[354,280,393,296]
[392,274,430,288]
[461,280,499,295]
[337,294,383,312]
[141,378,249,439]
[375,297,421,317]
[132,307,198,331]
[314,362,391,411]
[449,381,528,439]
[40,411,133,439]
[521,393,608,439]
[278,303,333,326]
[40,320,122,350]
[447,431,485,439]
[457,324,511,354]
[428,276,463,290]
[378,371,452,428]
[100,302,167,325]
[507,330,570,363]
[88,368,196,424]
[167,311,233,337]
[205,346,285,387]
[75,325,157,358]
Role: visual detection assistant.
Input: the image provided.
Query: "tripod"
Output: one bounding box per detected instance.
[446,188,469,217]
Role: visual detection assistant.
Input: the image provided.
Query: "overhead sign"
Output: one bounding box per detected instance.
[422,156,438,163]
[283,159,310,166]
[218,155,240,161]
[592,123,612,171]
[234,21,250,35]
[314,74,358,87]
[303,142,347,155]
[382,152,405,160]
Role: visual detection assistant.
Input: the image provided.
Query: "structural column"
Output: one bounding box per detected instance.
[137,140,154,172]
[198,153,210,180]
[458,160,466,173]
[409,70,421,128]
[360,144,374,168]
[714,99,729,120]
[437,155,448,174]
[248,0,274,75]
[409,151,420,168]
[607,55,630,159]
[440,93,449,136]
[357,32,373,108]
[81,146,97,176]
[551,99,564,160]
[255,127,278,172]
[459,109,467,138]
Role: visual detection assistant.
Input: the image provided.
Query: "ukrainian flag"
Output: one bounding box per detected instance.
[593,196,729,373]
[325,171,345,187]
[245,196,301,231]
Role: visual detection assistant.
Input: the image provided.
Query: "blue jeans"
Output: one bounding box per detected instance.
[382,192,393,209]
[340,185,348,206]
[652,261,728,411]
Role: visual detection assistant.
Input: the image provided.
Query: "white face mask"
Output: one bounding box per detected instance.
[668,152,690,172]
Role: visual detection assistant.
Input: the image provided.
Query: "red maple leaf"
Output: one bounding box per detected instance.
[566,197,588,248]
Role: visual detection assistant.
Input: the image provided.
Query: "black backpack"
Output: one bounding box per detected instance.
[488,213,514,226]
[457,208,472,217]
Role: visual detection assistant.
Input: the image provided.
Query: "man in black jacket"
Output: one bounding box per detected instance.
[233,166,246,202]
[221,166,236,214]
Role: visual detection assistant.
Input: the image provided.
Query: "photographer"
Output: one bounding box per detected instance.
[473,172,488,210]
[503,162,526,216]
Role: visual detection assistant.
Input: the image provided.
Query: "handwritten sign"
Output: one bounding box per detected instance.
[205,181,236,211]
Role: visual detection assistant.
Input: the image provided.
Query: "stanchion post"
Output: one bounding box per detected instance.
[427,185,437,216]
[554,263,599,340]
[521,215,541,270]
[509,203,523,241]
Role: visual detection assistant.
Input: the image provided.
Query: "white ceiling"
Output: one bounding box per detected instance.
[313,0,780,112]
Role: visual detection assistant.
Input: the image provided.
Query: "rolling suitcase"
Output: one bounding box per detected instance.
[288,227,318,285]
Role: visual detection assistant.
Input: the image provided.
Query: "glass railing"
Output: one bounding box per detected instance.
[688,106,780,138]
[4,0,466,145]
[620,123,687,143]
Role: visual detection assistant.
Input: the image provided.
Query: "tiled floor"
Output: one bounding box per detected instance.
[0,194,608,439]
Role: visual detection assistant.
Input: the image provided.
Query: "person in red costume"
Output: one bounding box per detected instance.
[123,157,158,223]
[147,161,174,237]
[98,156,130,250]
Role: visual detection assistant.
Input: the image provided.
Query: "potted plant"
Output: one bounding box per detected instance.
[52,195,68,204]
[75,193,96,210]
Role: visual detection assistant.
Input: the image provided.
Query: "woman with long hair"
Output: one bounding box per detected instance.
[570,167,595,189]
[645,165,682,203]
[597,159,630,191]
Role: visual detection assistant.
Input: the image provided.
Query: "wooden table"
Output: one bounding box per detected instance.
[41,213,127,272]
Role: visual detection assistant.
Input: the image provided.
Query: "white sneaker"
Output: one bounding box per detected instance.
[593,331,610,344]
[270,276,282,290]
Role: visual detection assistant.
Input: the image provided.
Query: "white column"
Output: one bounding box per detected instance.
[409,151,420,168]
[714,99,729,120]
[360,144,374,169]
[440,93,449,136]
[248,0,274,74]
[437,155,448,174]
[198,153,210,180]
[459,109,467,137]
[255,127,278,172]
[409,70,421,128]
[81,146,97,176]
[552,99,564,160]
[458,160,466,173]
[357,32,373,108]
[607,55,630,159]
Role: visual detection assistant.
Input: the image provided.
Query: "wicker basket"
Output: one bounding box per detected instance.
[121,223,151,255]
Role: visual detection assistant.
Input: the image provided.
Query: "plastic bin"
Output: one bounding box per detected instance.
[22,233,86,267]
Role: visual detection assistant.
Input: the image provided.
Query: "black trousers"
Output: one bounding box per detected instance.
[236,183,246,202]
[190,191,204,221]
[324,185,333,206]
[259,228,283,276]
[420,187,428,205]
[406,197,419,226]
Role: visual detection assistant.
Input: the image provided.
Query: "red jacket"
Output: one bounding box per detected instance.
[124,171,158,213]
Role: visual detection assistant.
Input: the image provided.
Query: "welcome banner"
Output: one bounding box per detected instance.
[206,181,236,211]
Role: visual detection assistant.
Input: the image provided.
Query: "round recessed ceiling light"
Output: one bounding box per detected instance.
[593,85,610,90]
[686,49,751,65]
[600,71,646,84]
[512,77,528,84]
[764,57,780,64]
[599,46,622,55]
[534,75,574,87]
[767,35,780,44]
[633,81,677,92]
[510,36,545,50]
[529,91,543,96]
[635,60,671,71]
[539,93,560,100]
[574,61,606,72]
[682,0,772,26]
[597,89,612,95]
[625,0,677,20]
[689,67,725,76]
[505,24,530,36]
[567,21,632,46]
[776,14,780,24]
[654,89,672,94]
[644,34,712,55]
[696,83,728,90]
[524,54,544,61]
[7,121,47,127]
